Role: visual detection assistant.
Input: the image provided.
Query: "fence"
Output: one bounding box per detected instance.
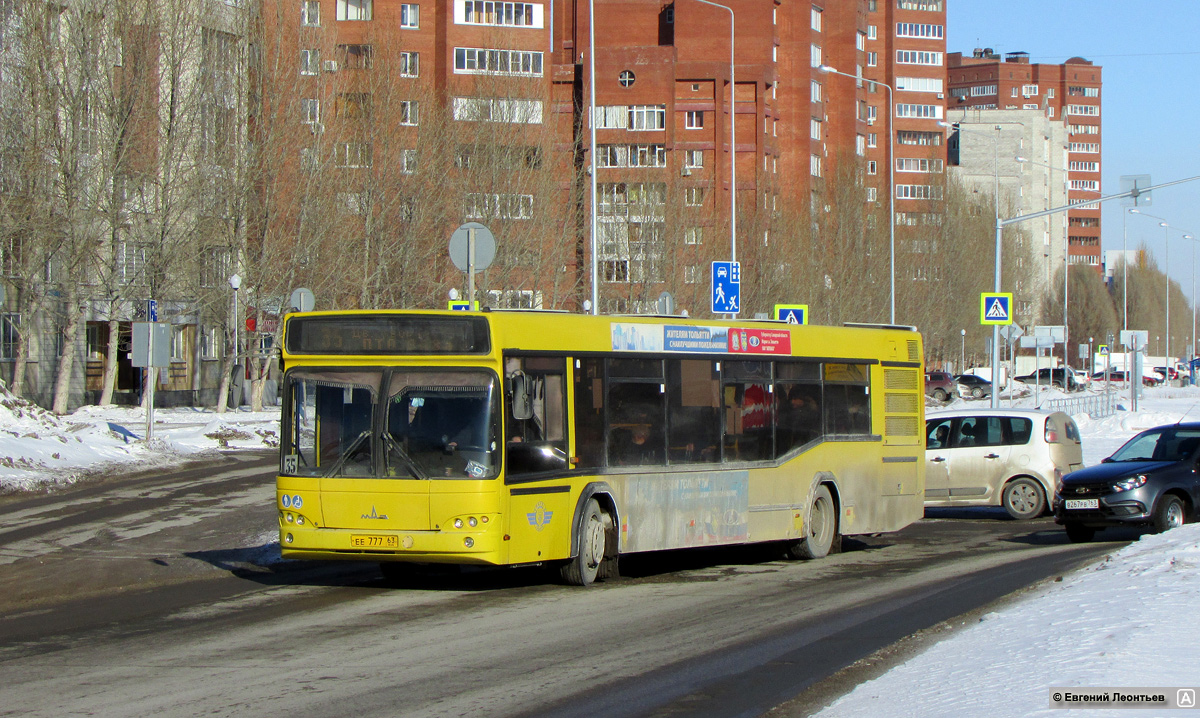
[1045,390,1119,419]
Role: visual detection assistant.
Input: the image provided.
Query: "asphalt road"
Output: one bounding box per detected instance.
[0,455,1127,717]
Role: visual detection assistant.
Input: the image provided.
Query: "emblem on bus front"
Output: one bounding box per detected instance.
[361,506,389,520]
[526,502,553,531]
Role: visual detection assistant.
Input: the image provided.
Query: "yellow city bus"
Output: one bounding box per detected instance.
[276,310,925,585]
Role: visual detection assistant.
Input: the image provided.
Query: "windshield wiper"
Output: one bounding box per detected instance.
[323,429,372,477]
[382,432,427,479]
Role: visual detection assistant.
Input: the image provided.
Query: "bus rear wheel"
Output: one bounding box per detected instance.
[561,498,608,586]
[787,485,837,560]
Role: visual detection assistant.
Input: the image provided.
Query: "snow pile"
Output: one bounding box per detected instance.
[814,524,1200,718]
[0,385,280,492]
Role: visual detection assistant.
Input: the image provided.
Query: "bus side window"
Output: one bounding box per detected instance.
[667,359,720,464]
[572,358,606,469]
[506,356,569,476]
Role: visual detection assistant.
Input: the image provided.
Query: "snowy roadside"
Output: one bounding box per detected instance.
[0,387,280,494]
[815,384,1200,717]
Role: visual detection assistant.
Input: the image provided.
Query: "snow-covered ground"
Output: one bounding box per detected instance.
[817,382,1200,718]
[4,381,1200,715]
[0,386,280,493]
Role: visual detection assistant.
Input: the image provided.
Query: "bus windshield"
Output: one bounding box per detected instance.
[282,368,500,480]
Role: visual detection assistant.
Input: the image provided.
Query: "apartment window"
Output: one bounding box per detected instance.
[629,105,666,130]
[811,6,822,31]
[455,97,544,124]
[684,150,703,169]
[401,149,418,174]
[684,227,702,245]
[896,130,942,146]
[335,142,372,168]
[1070,142,1100,153]
[1023,104,1039,110]
[1067,104,1100,116]
[895,158,944,173]
[810,44,821,68]
[454,47,544,76]
[596,144,666,168]
[1068,86,1099,97]
[1011,87,1019,98]
[1046,88,1055,98]
[895,23,943,39]
[300,147,319,172]
[619,70,636,88]
[895,77,944,93]
[810,119,821,140]
[856,135,866,156]
[338,192,370,215]
[116,242,149,285]
[399,100,418,125]
[895,103,942,119]
[867,133,877,148]
[897,0,943,9]
[1068,124,1099,135]
[465,193,534,220]
[337,44,372,69]
[301,98,319,124]
[301,0,320,26]
[895,50,942,66]
[1069,161,1100,172]
[300,49,319,75]
[895,184,943,200]
[682,110,704,130]
[684,188,704,206]
[337,0,372,21]
[866,105,877,123]
[460,2,540,28]
[336,92,372,119]
[1070,179,1100,191]
[1022,84,1039,96]
[684,265,702,284]
[810,154,822,177]
[867,160,877,175]
[399,51,419,77]
[400,3,419,27]
[811,81,822,102]
[1048,107,1055,118]
[867,51,877,67]
[856,32,865,51]
[866,187,877,202]
[867,25,876,40]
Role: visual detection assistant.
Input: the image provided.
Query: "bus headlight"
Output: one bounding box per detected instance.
[454,518,464,529]
[464,537,474,548]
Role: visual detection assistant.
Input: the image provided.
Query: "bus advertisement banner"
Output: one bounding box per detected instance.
[612,323,792,355]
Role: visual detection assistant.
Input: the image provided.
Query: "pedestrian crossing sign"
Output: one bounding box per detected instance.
[773,304,809,324]
[980,293,1013,325]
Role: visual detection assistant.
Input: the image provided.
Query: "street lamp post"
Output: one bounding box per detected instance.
[695,0,736,267]
[588,0,598,315]
[819,64,894,323]
[960,328,966,372]
[229,273,242,408]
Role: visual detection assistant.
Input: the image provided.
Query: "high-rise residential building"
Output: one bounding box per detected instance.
[254,0,954,316]
[947,49,1103,269]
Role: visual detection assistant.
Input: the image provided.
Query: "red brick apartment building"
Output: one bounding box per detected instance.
[948,49,1103,268]
[255,0,947,314]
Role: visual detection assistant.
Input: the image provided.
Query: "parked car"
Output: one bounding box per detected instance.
[955,374,993,399]
[1153,366,1179,382]
[1056,422,1200,542]
[1089,369,1161,387]
[1072,369,1091,389]
[1015,367,1080,391]
[925,409,1084,520]
[925,371,958,402]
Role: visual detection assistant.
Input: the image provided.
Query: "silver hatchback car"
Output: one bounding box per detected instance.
[924,409,1084,519]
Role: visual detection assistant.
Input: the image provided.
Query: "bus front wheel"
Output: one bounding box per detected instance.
[561,498,609,586]
[787,485,837,560]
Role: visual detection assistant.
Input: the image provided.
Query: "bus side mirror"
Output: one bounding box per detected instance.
[510,373,533,421]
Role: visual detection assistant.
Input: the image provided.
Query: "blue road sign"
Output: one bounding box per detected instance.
[980,292,1013,326]
[711,261,740,315]
[774,304,808,324]
[148,299,158,322]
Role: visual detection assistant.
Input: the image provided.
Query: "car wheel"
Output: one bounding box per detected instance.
[1051,381,1063,390]
[933,388,948,402]
[1064,523,1095,543]
[1002,478,1046,520]
[786,485,837,560]
[1152,494,1186,533]
[971,387,984,399]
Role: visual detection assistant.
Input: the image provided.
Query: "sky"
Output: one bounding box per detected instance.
[948,1,1200,301]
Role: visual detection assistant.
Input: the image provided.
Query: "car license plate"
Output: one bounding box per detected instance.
[1065,499,1099,510]
[351,534,398,548]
